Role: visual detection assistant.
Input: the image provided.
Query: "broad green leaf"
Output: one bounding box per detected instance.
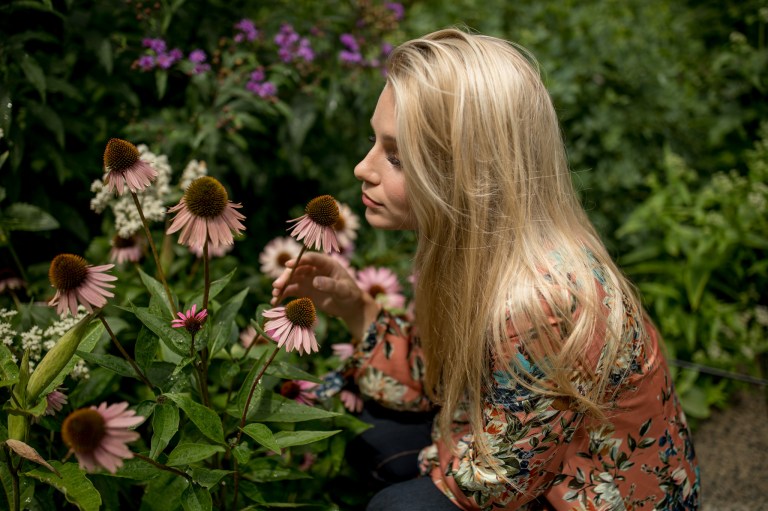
[185,268,237,311]
[232,443,252,464]
[181,484,212,511]
[265,361,322,384]
[76,351,136,379]
[190,467,231,489]
[241,423,280,453]
[109,457,158,481]
[140,471,188,511]
[25,461,101,511]
[150,402,179,459]
[208,288,248,355]
[681,386,710,419]
[164,393,224,444]
[273,429,342,448]
[239,386,340,423]
[27,102,64,147]
[97,38,113,74]
[156,69,168,100]
[0,344,19,388]
[133,306,190,357]
[166,442,224,467]
[138,267,175,320]
[235,349,268,413]
[20,54,46,101]
[67,367,118,409]
[1,203,59,231]
[135,326,158,372]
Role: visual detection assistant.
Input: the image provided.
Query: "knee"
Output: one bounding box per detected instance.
[366,485,400,511]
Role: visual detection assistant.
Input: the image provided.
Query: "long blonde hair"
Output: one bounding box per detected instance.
[386,29,646,467]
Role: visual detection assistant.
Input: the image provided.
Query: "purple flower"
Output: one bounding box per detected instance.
[385,2,405,20]
[142,37,167,53]
[234,18,259,42]
[169,48,183,60]
[296,38,314,62]
[381,42,394,56]
[156,53,175,69]
[250,68,265,82]
[274,24,314,63]
[275,24,300,47]
[340,33,359,51]
[136,55,155,71]
[188,49,207,64]
[340,50,363,64]
[247,81,277,98]
[192,63,211,75]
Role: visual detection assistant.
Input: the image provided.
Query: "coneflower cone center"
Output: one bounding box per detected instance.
[62,409,106,453]
[277,252,292,267]
[369,285,386,298]
[333,215,346,231]
[104,138,140,172]
[285,298,316,328]
[185,177,229,218]
[113,235,136,249]
[280,381,301,399]
[49,254,89,291]
[306,195,339,227]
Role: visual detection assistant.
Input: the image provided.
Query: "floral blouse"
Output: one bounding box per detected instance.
[342,259,701,511]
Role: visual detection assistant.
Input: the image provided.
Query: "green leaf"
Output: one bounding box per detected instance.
[166,442,224,467]
[185,268,237,311]
[241,423,280,453]
[156,70,168,100]
[0,203,59,231]
[75,351,136,379]
[138,267,175,320]
[97,38,113,74]
[133,306,191,357]
[40,320,104,398]
[150,402,179,459]
[273,429,342,448]
[190,467,231,489]
[208,288,248,355]
[27,102,65,147]
[266,361,322,384]
[181,484,213,511]
[25,461,101,511]
[135,326,158,372]
[164,393,225,444]
[239,386,341,423]
[20,54,46,101]
[109,457,158,481]
[0,345,19,388]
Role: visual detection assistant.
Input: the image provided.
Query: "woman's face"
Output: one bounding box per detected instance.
[354,85,416,231]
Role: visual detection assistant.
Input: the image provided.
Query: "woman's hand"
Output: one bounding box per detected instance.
[271,252,380,341]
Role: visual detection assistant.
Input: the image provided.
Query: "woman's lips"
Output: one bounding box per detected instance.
[362,192,383,208]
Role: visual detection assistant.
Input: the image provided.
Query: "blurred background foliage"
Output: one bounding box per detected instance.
[1,0,766,423]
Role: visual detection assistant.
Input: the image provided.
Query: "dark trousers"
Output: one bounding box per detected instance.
[366,477,459,511]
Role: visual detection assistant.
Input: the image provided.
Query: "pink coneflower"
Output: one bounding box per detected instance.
[263,297,319,355]
[44,389,68,416]
[259,236,302,279]
[287,195,340,253]
[298,451,317,471]
[171,304,208,334]
[109,234,143,265]
[331,343,355,361]
[48,254,117,317]
[278,379,316,406]
[166,176,246,250]
[355,267,406,310]
[333,201,360,253]
[61,401,144,474]
[0,269,24,294]
[340,390,363,413]
[102,138,158,195]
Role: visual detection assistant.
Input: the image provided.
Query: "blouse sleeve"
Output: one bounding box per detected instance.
[350,309,432,412]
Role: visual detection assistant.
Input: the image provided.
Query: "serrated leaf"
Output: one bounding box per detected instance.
[0,345,19,388]
[163,393,224,444]
[150,402,179,459]
[25,461,101,511]
[1,203,59,231]
[273,429,341,448]
[241,423,280,453]
[133,306,190,357]
[166,443,224,467]
[138,267,176,320]
[181,484,212,511]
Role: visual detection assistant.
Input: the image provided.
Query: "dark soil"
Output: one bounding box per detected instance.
[694,389,768,511]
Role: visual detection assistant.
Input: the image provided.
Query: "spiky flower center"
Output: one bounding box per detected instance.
[333,214,346,231]
[306,195,340,227]
[104,138,140,173]
[184,176,229,218]
[49,254,89,291]
[369,285,386,298]
[280,381,301,399]
[276,251,292,267]
[183,313,206,334]
[285,298,316,328]
[112,235,136,249]
[62,408,106,454]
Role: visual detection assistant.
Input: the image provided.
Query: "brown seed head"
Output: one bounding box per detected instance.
[61,408,106,454]
[104,138,140,172]
[184,176,229,218]
[49,254,89,291]
[284,298,316,328]
[305,195,339,227]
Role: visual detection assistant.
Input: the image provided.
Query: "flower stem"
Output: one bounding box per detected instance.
[99,315,154,390]
[130,191,177,317]
[6,240,28,284]
[203,241,210,310]
[235,345,280,445]
[200,240,211,408]
[133,452,193,482]
[189,332,210,408]
[4,447,20,511]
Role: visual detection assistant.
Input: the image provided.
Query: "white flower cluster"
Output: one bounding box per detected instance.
[179,159,208,191]
[20,325,43,363]
[90,144,173,237]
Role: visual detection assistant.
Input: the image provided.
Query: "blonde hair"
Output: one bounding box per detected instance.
[386,28,646,471]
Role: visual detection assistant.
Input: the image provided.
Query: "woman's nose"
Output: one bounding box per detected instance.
[354,151,378,184]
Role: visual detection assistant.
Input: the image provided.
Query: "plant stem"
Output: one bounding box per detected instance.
[200,240,211,408]
[231,458,240,511]
[202,241,210,310]
[133,453,193,482]
[6,240,28,284]
[99,315,154,390]
[130,191,177,317]
[4,447,19,511]
[235,345,280,445]
[189,332,210,408]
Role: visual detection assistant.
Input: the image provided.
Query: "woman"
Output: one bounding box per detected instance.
[273,28,700,511]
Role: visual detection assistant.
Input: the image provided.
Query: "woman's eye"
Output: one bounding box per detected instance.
[368,135,376,144]
[387,155,402,167]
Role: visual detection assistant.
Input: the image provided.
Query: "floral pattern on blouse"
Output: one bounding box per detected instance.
[349,256,701,511]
